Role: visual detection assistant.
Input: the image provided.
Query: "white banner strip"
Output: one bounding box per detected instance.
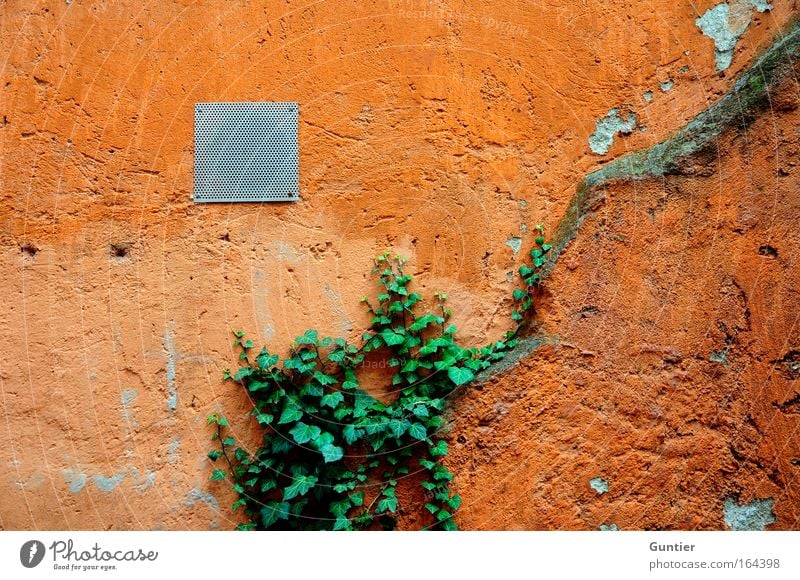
[1,531,798,579]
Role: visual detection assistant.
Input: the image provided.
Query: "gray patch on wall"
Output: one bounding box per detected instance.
[723,496,776,530]
[588,108,637,155]
[505,236,522,254]
[590,477,609,494]
[93,472,125,493]
[63,468,87,494]
[599,523,619,531]
[696,1,772,72]
[183,488,220,512]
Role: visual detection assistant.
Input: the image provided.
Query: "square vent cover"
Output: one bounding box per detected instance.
[193,102,299,202]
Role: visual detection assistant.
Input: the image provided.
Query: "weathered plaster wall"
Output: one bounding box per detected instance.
[448,65,800,530]
[0,0,796,529]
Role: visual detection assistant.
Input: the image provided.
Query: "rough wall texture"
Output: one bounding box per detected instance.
[0,0,798,530]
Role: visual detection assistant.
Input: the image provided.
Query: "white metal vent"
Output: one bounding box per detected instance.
[193,102,299,202]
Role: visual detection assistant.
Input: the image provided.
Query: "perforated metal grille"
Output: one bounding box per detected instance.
[193,102,299,202]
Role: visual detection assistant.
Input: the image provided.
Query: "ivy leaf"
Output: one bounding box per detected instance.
[419,458,436,470]
[381,328,406,346]
[342,424,364,445]
[333,517,351,531]
[447,365,475,386]
[207,451,221,461]
[278,401,303,424]
[320,391,345,408]
[334,481,357,493]
[448,495,462,510]
[349,491,364,507]
[313,371,338,385]
[377,497,398,513]
[210,469,226,481]
[320,443,344,463]
[388,419,410,438]
[409,313,437,332]
[330,499,351,517]
[260,501,290,528]
[441,518,458,531]
[257,351,279,369]
[283,474,318,500]
[255,413,274,426]
[430,440,448,457]
[233,367,253,381]
[342,369,359,390]
[289,422,321,445]
[432,465,453,481]
[300,381,323,397]
[401,359,419,373]
[512,289,527,301]
[408,422,427,441]
[463,358,483,371]
[353,391,376,418]
[296,329,319,345]
[419,343,438,356]
[411,405,429,418]
[333,405,352,420]
[247,380,269,392]
[327,348,346,363]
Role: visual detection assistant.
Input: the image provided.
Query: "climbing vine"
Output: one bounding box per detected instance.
[208,227,551,530]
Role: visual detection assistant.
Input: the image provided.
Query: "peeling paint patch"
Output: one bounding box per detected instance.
[710,350,728,365]
[749,0,772,12]
[92,472,125,493]
[660,79,674,92]
[323,284,353,335]
[696,2,756,72]
[253,270,276,342]
[16,470,45,490]
[505,236,522,255]
[642,91,653,103]
[63,468,87,493]
[167,438,181,464]
[599,523,619,531]
[270,240,302,264]
[588,108,637,155]
[130,467,156,492]
[724,497,775,530]
[163,322,178,412]
[183,487,220,513]
[589,477,609,494]
[120,388,138,429]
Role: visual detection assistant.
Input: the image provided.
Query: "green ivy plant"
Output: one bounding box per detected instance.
[208,227,551,530]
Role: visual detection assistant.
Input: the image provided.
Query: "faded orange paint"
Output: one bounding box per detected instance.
[0,0,796,529]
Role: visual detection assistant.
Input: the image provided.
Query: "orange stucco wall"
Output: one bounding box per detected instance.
[0,0,796,529]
